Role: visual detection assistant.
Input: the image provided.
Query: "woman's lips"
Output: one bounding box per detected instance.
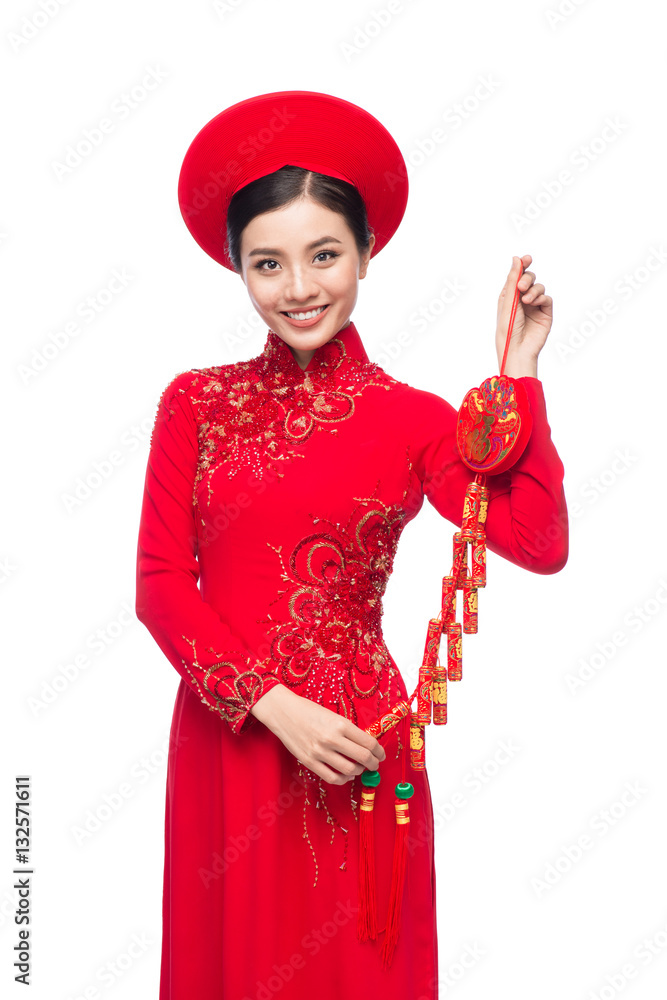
[280,304,330,328]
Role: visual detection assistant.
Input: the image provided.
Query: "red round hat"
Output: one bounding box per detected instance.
[177,90,409,271]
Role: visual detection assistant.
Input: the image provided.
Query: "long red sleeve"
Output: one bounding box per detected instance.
[135,372,283,734]
[411,376,568,574]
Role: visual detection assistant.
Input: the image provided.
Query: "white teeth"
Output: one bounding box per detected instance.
[285,306,327,320]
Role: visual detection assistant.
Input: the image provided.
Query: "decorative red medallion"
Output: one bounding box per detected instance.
[456,374,533,474]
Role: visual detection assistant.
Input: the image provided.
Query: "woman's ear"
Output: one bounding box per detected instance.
[359,233,376,279]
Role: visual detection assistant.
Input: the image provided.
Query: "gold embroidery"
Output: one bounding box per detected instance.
[176,330,400,526]
[259,457,416,883]
[260,490,406,721]
[180,635,279,735]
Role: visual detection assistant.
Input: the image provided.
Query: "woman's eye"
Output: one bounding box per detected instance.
[253,250,339,272]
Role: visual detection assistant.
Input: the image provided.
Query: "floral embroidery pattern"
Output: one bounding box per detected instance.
[258,462,415,726]
[180,635,281,736]
[173,329,400,524]
[256,459,416,884]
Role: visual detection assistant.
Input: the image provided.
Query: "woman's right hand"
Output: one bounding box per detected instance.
[250,684,386,785]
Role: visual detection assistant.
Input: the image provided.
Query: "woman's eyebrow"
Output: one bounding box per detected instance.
[247,236,343,258]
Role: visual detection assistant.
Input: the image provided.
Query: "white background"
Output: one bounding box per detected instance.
[2,0,665,997]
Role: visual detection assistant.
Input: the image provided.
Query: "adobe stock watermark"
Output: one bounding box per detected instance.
[400,657,423,692]
[511,116,628,232]
[18,268,134,385]
[192,464,284,549]
[0,556,17,585]
[418,942,486,999]
[27,601,135,716]
[180,106,297,222]
[530,780,648,897]
[51,66,168,180]
[239,898,358,1000]
[383,76,501,191]
[584,912,667,1000]
[70,732,188,846]
[370,277,467,369]
[7,0,74,53]
[212,0,249,15]
[565,576,667,695]
[545,0,593,29]
[568,446,638,522]
[215,275,467,364]
[61,412,154,514]
[199,770,307,887]
[220,307,268,354]
[339,0,421,62]
[554,245,667,361]
[408,739,521,854]
[63,932,153,999]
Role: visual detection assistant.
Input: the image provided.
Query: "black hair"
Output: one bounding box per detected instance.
[225,165,373,274]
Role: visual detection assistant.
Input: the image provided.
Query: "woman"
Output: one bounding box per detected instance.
[135,91,568,999]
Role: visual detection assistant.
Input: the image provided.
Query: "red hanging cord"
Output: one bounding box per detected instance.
[500,258,524,377]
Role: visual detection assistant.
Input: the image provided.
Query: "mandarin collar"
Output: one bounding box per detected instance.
[260,320,370,383]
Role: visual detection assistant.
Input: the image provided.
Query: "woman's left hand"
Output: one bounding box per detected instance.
[495,253,553,378]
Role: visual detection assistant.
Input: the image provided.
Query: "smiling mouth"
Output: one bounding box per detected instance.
[281,305,329,320]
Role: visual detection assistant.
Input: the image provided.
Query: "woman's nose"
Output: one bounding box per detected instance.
[283,268,320,303]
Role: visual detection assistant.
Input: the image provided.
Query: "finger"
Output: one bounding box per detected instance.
[518,270,536,290]
[336,736,385,770]
[309,758,353,785]
[340,722,387,763]
[500,260,523,305]
[325,751,366,779]
[522,283,546,302]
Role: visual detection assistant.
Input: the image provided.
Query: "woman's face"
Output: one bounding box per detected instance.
[239,195,375,369]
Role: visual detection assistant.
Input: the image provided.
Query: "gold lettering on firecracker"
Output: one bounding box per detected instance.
[466,589,478,613]
[432,679,447,704]
[478,497,488,524]
[410,726,424,750]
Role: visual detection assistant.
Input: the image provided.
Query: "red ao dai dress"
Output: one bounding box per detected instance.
[135,320,568,999]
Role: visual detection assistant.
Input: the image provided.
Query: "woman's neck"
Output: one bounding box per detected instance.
[289,319,351,370]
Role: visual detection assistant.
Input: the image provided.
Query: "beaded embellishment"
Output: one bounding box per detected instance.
[258,454,416,885]
[179,635,280,735]
[260,491,406,719]
[160,329,400,526]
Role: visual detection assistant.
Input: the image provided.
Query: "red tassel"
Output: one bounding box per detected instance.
[357,769,381,941]
[380,783,414,968]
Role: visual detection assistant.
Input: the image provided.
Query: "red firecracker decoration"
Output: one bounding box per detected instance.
[357,259,533,966]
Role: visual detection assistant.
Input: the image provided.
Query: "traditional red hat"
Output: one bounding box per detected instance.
[177,90,409,271]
